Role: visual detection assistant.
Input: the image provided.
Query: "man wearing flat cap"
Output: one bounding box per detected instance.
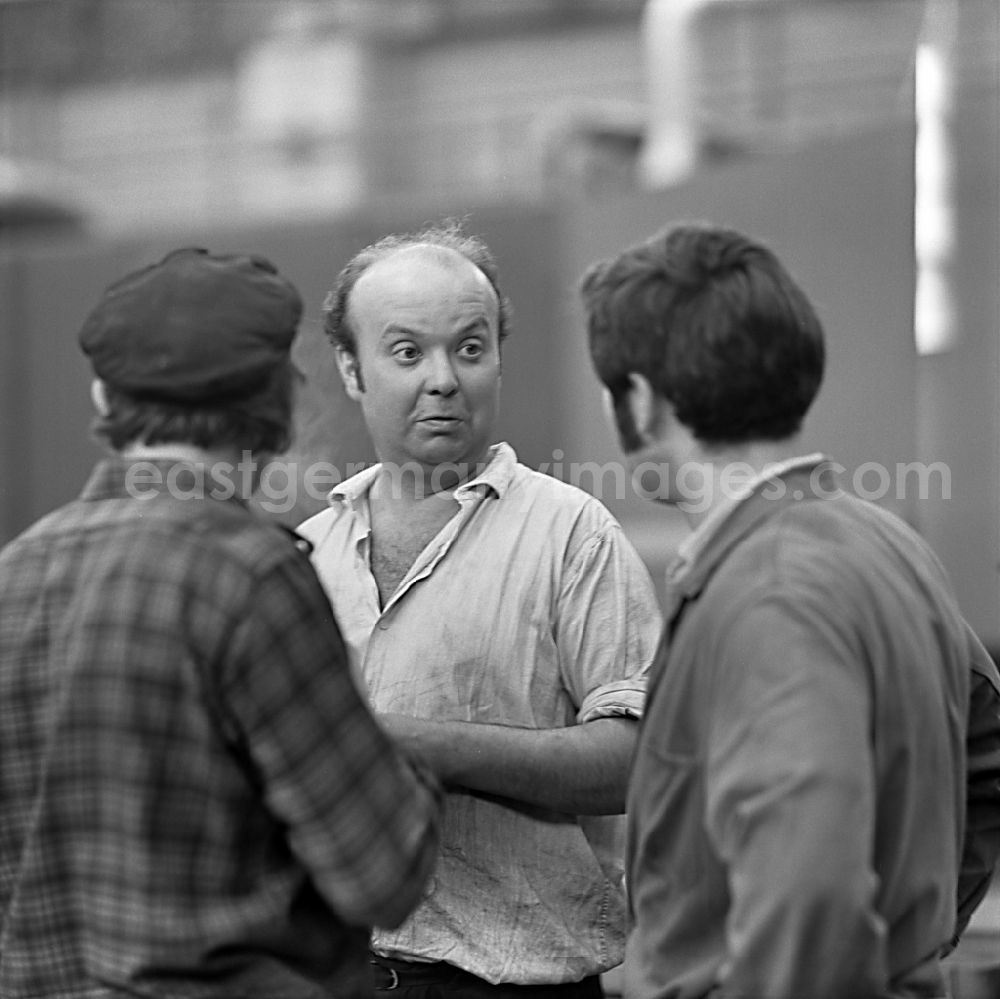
[0,248,441,999]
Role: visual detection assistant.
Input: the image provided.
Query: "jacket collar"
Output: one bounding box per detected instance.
[672,456,841,608]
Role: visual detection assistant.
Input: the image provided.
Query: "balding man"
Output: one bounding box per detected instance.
[299,223,662,997]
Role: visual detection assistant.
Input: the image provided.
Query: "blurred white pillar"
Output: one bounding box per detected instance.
[913,0,959,355]
[237,11,369,212]
[639,0,709,188]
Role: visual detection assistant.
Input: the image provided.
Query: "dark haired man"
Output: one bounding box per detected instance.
[0,248,440,998]
[579,221,1000,999]
[299,223,661,995]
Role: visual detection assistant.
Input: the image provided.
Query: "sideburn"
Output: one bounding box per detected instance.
[612,386,643,454]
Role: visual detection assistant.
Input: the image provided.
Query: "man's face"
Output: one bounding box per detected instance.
[339,245,502,476]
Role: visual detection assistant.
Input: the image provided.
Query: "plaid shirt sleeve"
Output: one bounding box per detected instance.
[218,547,441,929]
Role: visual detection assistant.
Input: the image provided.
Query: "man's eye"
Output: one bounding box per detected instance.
[459,341,485,358]
[393,346,420,362]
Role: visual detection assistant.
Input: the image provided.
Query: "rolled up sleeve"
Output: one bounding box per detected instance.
[555,522,661,724]
[578,677,647,723]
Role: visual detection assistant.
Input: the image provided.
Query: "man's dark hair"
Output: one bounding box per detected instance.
[92,361,297,455]
[322,220,512,357]
[579,221,825,447]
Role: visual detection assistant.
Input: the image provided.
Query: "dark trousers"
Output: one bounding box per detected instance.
[370,954,604,998]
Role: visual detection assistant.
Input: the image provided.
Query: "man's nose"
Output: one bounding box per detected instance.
[425,352,458,395]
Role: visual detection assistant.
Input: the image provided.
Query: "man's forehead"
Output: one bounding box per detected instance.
[365,243,486,284]
[352,243,498,314]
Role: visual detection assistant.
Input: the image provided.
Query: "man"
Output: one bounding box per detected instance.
[579,221,1000,999]
[298,223,661,996]
[0,248,440,999]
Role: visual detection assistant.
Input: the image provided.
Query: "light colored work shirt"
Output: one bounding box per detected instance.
[299,443,661,985]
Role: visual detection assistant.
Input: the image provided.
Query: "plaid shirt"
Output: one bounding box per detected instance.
[0,458,439,998]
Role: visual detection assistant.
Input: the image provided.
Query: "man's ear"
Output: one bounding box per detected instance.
[90,378,111,417]
[334,347,364,400]
[623,372,667,445]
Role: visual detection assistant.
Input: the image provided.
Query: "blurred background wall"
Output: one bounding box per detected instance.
[3,0,997,621]
[1,1,998,987]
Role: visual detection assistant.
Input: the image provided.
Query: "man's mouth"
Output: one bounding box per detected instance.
[419,415,462,431]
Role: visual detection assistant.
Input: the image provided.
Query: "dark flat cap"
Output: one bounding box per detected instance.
[78,247,303,403]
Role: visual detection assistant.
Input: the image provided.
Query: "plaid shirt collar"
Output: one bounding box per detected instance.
[80,456,251,508]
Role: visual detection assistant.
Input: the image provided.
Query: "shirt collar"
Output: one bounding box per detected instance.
[327,441,517,509]
[80,456,251,507]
